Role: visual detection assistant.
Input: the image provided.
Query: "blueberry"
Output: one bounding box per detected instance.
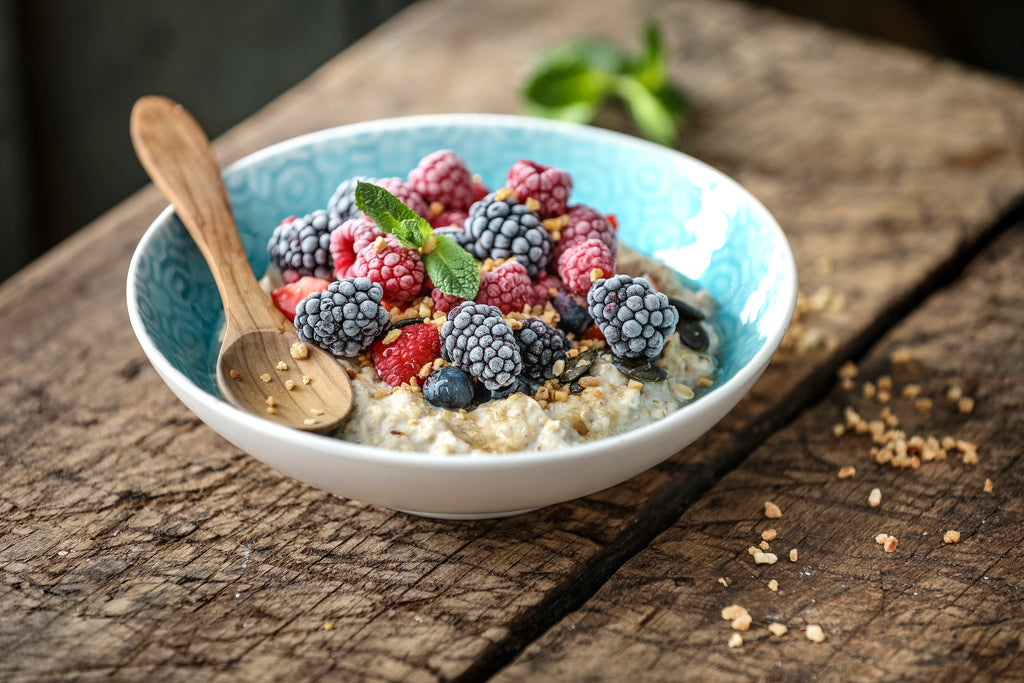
[422,366,476,410]
[552,291,592,338]
[489,375,536,401]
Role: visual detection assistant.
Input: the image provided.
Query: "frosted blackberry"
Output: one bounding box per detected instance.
[434,225,474,251]
[463,192,552,278]
[327,176,374,221]
[294,278,390,356]
[440,301,522,390]
[514,318,570,380]
[586,275,679,360]
[267,210,340,281]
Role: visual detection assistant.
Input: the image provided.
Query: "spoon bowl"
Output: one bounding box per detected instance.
[130,95,352,432]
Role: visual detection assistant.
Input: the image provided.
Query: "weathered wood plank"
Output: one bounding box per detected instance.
[2,0,1024,679]
[499,224,1024,681]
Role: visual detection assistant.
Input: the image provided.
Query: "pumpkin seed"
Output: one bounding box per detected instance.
[559,349,599,383]
[668,296,705,322]
[677,320,709,351]
[611,356,668,382]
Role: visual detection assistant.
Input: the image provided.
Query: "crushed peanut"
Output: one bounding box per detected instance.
[290,342,309,360]
[265,406,276,415]
[946,385,963,402]
[789,549,798,562]
[764,501,782,518]
[718,577,730,587]
[754,552,778,565]
[958,397,975,414]
[761,529,777,541]
[229,369,240,379]
[722,605,751,631]
[265,396,276,407]
[902,384,921,399]
[303,418,318,426]
[382,328,402,345]
[524,197,541,212]
[372,236,388,254]
[768,579,779,592]
[748,546,760,556]
[806,625,826,643]
[589,268,603,282]
[302,375,312,385]
[285,379,296,391]
[875,533,889,545]
[260,373,272,383]
[915,398,934,413]
[579,376,600,388]
[627,379,644,390]
[984,478,994,493]
[768,623,788,637]
[883,536,898,552]
[832,423,846,437]
[877,375,893,391]
[890,347,913,365]
[838,466,856,479]
[728,632,743,648]
[276,361,288,371]
[310,408,325,416]
[838,361,858,380]
[943,530,961,544]
[868,488,882,507]
[759,540,770,551]
[494,187,515,201]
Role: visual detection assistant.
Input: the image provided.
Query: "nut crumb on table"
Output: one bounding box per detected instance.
[764,501,782,518]
[805,625,826,643]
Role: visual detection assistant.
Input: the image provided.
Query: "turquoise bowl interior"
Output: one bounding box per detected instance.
[131,114,795,410]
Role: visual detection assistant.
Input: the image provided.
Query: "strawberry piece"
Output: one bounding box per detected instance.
[271,276,330,322]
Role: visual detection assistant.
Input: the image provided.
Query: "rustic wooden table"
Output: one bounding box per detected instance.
[2,0,1023,680]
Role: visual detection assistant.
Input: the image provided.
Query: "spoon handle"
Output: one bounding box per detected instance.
[130,96,285,337]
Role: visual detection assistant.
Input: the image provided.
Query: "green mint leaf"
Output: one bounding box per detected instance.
[355,180,433,248]
[633,22,666,90]
[395,218,425,249]
[424,234,480,300]
[613,75,678,146]
[523,59,612,110]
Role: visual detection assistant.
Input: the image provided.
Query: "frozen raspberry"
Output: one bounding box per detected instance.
[471,176,490,203]
[267,210,340,282]
[587,274,678,359]
[506,159,573,218]
[329,216,382,278]
[531,273,563,306]
[429,208,469,229]
[431,288,465,314]
[351,236,425,304]
[558,239,616,296]
[440,302,522,390]
[514,318,570,380]
[408,150,475,211]
[475,261,533,314]
[377,177,430,219]
[295,278,389,356]
[371,323,441,387]
[553,204,618,262]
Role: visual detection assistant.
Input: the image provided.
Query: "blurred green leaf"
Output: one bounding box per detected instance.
[614,76,677,146]
[633,22,665,90]
[523,59,613,109]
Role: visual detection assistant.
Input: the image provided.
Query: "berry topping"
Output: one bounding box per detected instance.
[557,238,617,296]
[434,225,474,251]
[553,204,618,262]
[351,235,426,304]
[294,278,390,356]
[506,159,573,218]
[430,287,465,313]
[270,276,331,322]
[586,274,678,360]
[429,208,469,229]
[531,273,563,306]
[514,318,570,380]
[407,149,475,211]
[329,216,382,278]
[267,210,340,282]
[475,261,533,314]
[489,374,535,401]
[327,176,374,222]
[440,301,523,390]
[375,177,430,219]
[463,191,552,278]
[422,365,476,410]
[371,323,441,387]
[552,291,593,338]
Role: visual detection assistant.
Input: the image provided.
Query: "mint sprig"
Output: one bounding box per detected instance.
[354,181,480,300]
[522,22,689,146]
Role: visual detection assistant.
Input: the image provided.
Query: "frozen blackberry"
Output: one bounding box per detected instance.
[294,278,390,356]
[440,301,522,390]
[514,318,570,380]
[434,225,474,251]
[489,374,536,401]
[267,210,340,282]
[586,274,679,360]
[463,191,552,278]
[552,291,593,338]
[327,176,374,221]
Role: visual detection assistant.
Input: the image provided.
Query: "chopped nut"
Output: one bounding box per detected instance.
[722,604,751,631]
[265,396,276,407]
[229,369,240,379]
[958,397,975,414]
[303,418,318,426]
[838,361,858,379]
[832,423,846,437]
[768,623,788,637]
[302,375,312,385]
[806,624,826,643]
[698,376,714,387]
[943,530,961,544]
[890,347,913,365]
[721,604,748,621]
[761,529,777,541]
[310,408,325,416]
[372,235,389,253]
[382,328,402,345]
[883,536,898,552]
[589,268,603,283]
[579,376,600,388]
[984,478,994,493]
[728,632,743,648]
[260,373,272,383]
[290,342,309,360]
[768,579,779,592]
[962,449,979,466]
[902,384,922,399]
[789,549,798,562]
[863,382,876,399]
[838,466,856,479]
[946,385,963,402]
[875,533,889,545]
[915,398,933,413]
[877,389,891,404]
[494,187,515,202]
[748,546,760,556]
[323,621,335,631]
[265,406,276,414]
[764,501,782,518]
[627,379,644,390]
[754,552,778,565]
[524,197,541,212]
[877,375,893,391]
[284,379,296,391]
[868,488,882,507]
[276,361,288,371]
[718,577,730,587]
[759,540,770,551]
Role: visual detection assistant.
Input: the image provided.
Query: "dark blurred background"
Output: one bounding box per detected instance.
[1,0,1022,282]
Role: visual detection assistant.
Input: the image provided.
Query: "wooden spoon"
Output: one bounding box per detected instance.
[130,95,352,432]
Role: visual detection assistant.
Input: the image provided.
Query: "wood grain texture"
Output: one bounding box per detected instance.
[499,224,1024,681]
[2,0,1024,679]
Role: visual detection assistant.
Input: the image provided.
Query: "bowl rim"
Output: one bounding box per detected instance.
[126,112,798,470]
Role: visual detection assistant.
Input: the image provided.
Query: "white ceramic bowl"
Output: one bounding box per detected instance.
[127,114,797,518]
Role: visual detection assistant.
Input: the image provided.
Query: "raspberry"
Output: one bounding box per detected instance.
[463,191,552,278]
[371,323,441,387]
[429,208,468,229]
[506,159,573,218]
[514,318,570,380]
[471,176,490,203]
[295,278,390,356]
[475,261,532,314]
[431,288,465,313]
[552,204,617,263]
[351,236,425,304]
[587,275,678,359]
[407,150,475,210]
[271,276,330,322]
[558,238,616,296]
[440,302,522,390]
[531,273,563,306]
[329,216,382,278]
[376,177,430,219]
[267,210,340,282]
